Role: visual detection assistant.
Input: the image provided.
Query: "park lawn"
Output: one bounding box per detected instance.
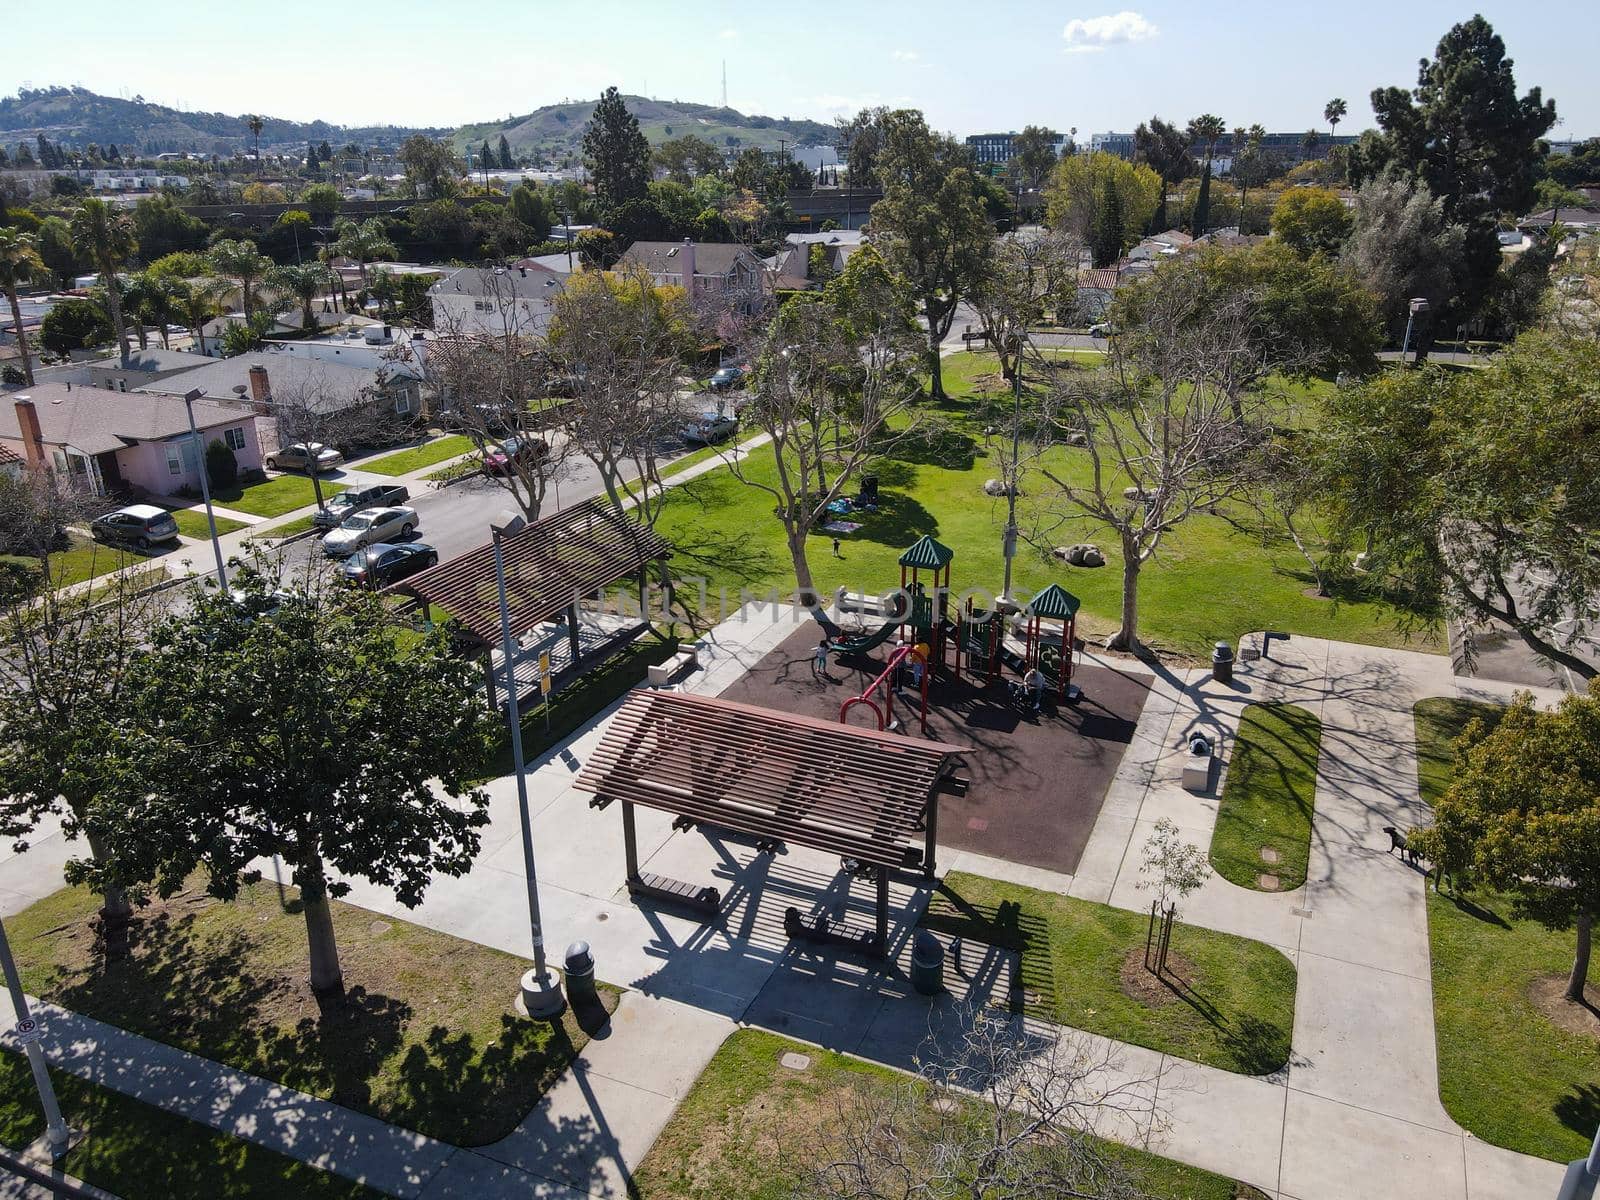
[2,534,146,591]
[7,879,617,1148]
[633,1028,1269,1200]
[211,474,346,518]
[1411,697,1598,1161]
[361,434,474,476]
[924,873,1296,1076]
[1209,703,1323,891]
[0,1051,382,1200]
[652,350,1441,661]
[166,507,248,539]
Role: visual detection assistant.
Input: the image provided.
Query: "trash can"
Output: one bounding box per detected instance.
[563,940,596,1008]
[910,931,945,996]
[1211,641,1234,684]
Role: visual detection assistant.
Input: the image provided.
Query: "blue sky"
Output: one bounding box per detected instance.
[5,1,1596,138]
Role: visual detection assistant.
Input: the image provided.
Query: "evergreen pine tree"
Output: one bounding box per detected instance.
[317,139,333,163]
[36,135,55,169]
[582,86,651,208]
[107,143,120,162]
[498,134,513,169]
[1092,177,1125,267]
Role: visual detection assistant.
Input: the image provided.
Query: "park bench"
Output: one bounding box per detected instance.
[628,872,721,915]
[647,646,699,687]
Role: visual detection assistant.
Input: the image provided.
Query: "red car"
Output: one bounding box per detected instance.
[483,434,547,475]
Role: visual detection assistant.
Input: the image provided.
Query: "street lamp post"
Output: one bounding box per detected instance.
[998,335,1025,612]
[0,915,70,1157]
[1399,296,1430,367]
[490,515,564,1018]
[182,388,229,590]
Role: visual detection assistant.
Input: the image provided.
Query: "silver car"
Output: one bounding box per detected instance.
[321,505,418,557]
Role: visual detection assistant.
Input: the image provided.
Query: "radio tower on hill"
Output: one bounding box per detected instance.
[721,60,728,108]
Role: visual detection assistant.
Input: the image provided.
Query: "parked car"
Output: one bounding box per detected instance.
[265,442,344,473]
[341,541,439,588]
[321,506,418,557]
[484,434,547,475]
[312,483,412,529]
[708,364,747,392]
[680,412,738,445]
[1087,323,1114,339]
[89,504,180,549]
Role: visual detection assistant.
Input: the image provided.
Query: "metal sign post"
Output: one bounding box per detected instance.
[0,917,70,1155]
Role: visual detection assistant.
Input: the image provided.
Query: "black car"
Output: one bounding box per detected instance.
[341,541,438,588]
[708,364,747,392]
[312,483,412,529]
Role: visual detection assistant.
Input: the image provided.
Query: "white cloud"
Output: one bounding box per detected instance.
[798,92,914,117]
[891,49,919,62]
[717,28,739,40]
[1061,11,1158,53]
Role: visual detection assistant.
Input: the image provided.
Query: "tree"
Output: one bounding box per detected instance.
[810,1004,1163,1200]
[69,197,137,366]
[1231,124,1268,231]
[34,216,82,289]
[652,134,723,184]
[497,133,513,170]
[1044,152,1160,257]
[131,195,208,261]
[397,135,461,199]
[1009,124,1060,191]
[1352,16,1556,316]
[869,109,993,400]
[1137,817,1212,974]
[171,277,224,350]
[1343,170,1465,341]
[1132,117,1193,234]
[269,262,331,330]
[970,229,1082,380]
[1272,186,1352,257]
[331,217,397,287]
[0,227,44,385]
[39,297,111,354]
[835,106,889,186]
[297,182,341,224]
[1324,97,1347,145]
[509,183,552,241]
[122,270,181,350]
[240,182,286,204]
[0,537,159,925]
[276,208,312,262]
[727,247,925,602]
[1091,178,1125,269]
[583,87,650,209]
[205,437,238,489]
[245,114,264,168]
[207,238,272,320]
[1410,692,1600,1002]
[1314,333,1600,682]
[82,560,497,994]
[1186,114,1226,234]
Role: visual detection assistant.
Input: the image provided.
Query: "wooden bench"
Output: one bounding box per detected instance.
[647,646,699,687]
[628,871,721,915]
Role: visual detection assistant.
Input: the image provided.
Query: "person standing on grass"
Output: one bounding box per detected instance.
[832,537,842,558]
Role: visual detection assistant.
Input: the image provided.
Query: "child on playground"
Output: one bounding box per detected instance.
[813,637,831,679]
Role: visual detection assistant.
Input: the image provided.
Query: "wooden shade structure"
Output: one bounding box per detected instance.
[575,689,967,955]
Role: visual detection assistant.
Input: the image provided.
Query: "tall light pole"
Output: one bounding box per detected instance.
[490,514,564,1018]
[1399,296,1430,367]
[181,387,229,590]
[0,915,71,1156]
[998,334,1025,612]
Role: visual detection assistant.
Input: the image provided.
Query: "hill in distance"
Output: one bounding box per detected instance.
[1,86,838,162]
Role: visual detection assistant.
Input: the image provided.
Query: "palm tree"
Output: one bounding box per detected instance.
[120,272,161,351]
[207,238,273,321]
[1234,124,1266,232]
[1132,117,1194,233]
[331,217,399,288]
[246,114,264,173]
[1186,114,1226,234]
[173,279,224,352]
[269,262,331,330]
[68,198,138,367]
[1302,129,1321,160]
[1324,98,1347,147]
[0,228,44,385]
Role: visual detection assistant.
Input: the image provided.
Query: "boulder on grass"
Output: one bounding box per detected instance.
[983,478,1021,498]
[1052,543,1105,567]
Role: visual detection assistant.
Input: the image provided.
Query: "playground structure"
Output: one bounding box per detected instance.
[1022,584,1082,704]
[840,642,932,735]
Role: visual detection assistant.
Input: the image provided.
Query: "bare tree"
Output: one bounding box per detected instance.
[265,362,421,511]
[969,230,1083,382]
[807,1004,1164,1200]
[727,252,925,605]
[1032,271,1267,653]
[1136,817,1212,976]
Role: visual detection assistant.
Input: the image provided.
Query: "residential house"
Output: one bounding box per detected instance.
[770,230,866,290]
[614,240,768,312]
[85,348,215,393]
[0,385,262,498]
[427,264,566,339]
[0,441,22,480]
[197,310,373,357]
[1075,267,1124,320]
[1127,229,1194,262]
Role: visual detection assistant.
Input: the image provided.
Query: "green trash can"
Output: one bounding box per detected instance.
[911,931,945,996]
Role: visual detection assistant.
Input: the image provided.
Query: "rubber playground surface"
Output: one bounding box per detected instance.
[716,623,1152,874]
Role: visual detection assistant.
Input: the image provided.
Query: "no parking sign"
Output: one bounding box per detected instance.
[14,1016,43,1045]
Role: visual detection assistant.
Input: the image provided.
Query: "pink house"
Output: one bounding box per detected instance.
[0,383,263,499]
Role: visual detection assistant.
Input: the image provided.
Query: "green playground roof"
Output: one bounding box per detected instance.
[898,534,954,570]
[1027,583,1081,620]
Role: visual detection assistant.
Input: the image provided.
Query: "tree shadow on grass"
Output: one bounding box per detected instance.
[836,491,939,549]
[1157,967,1291,1076]
[880,425,978,470]
[1555,1084,1600,1139]
[1441,891,1512,930]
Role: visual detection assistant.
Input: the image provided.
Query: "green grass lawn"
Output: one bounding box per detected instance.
[166,507,248,539]
[633,1028,1268,1200]
[1210,704,1323,891]
[652,351,1440,661]
[362,435,474,476]
[1410,696,1598,1161]
[924,873,1297,1075]
[210,474,346,518]
[425,458,482,483]
[254,513,319,541]
[2,535,144,591]
[0,1051,381,1199]
[7,879,616,1147]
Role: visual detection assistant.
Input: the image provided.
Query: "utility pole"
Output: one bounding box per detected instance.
[0,916,70,1157]
[999,335,1024,611]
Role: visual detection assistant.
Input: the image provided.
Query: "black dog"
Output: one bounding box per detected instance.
[1382,825,1418,865]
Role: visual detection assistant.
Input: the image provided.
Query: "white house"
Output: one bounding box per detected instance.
[427,264,565,339]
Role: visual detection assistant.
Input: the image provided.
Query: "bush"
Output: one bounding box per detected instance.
[39,298,112,354]
[1,364,25,385]
[205,439,238,490]
[0,558,42,604]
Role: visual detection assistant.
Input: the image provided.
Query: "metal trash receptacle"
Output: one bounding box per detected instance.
[564,940,596,1007]
[1211,641,1234,684]
[911,931,945,996]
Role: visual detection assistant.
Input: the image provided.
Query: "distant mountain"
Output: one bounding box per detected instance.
[452,95,838,162]
[0,86,443,156]
[0,86,839,164]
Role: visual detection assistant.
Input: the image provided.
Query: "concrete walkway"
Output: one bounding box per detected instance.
[0,610,1575,1198]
